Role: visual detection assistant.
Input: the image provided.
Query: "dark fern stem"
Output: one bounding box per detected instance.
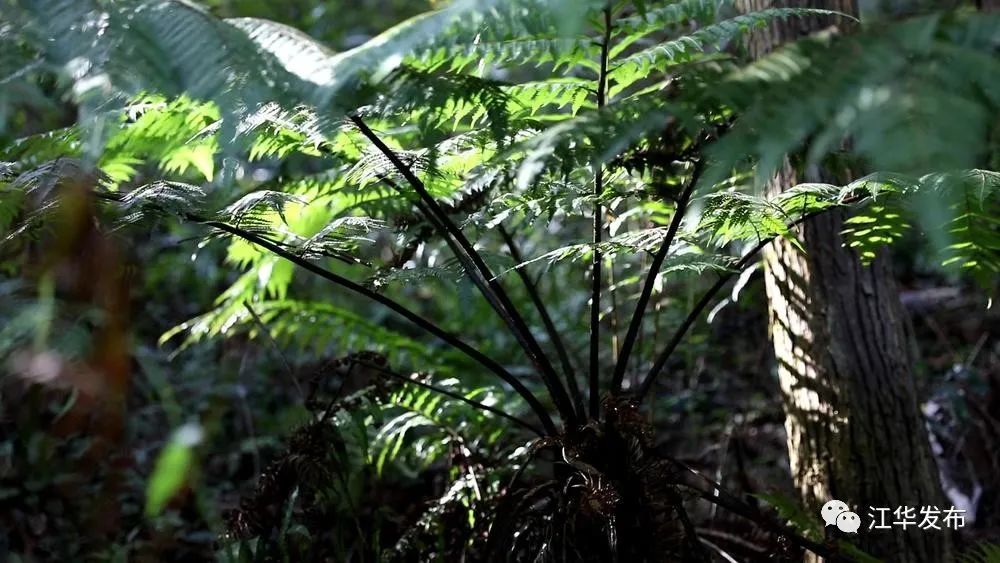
[589,4,614,420]
[637,211,823,400]
[610,158,703,394]
[499,224,586,418]
[387,179,495,268]
[390,178,495,231]
[202,215,560,434]
[350,115,579,428]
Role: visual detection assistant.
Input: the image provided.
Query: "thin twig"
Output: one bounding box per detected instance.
[695,528,767,556]
[235,349,261,476]
[350,115,577,427]
[697,537,739,563]
[662,455,847,561]
[681,484,846,561]
[609,264,620,367]
[243,302,304,401]
[498,225,585,418]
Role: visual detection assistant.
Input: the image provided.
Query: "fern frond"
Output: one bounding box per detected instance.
[612,0,719,44]
[932,170,1000,283]
[8,157,94,199]
[102,96,220,183]
[504,78,595,119]
[346,145,446,193]
[609,8,843,98]
[707,12,1000,186]
[960,542,1000,563]
[416,36,601,75]
[15,0,285,116]
[232,0,600,111]
[241,103,334,160]
[373,67,514,144]
[1,128,81,165]
[226,17,339,88]
[293,215,385,261]
[161,298,450,365]
[368,265,464,289]
[806,170,1000,283]
[221,190,308,228]
[696,191,794,245]
[500,97,687,191]
[407,0,605,74]
[116,180,206,225]
[0,158,90,243]
[501,229,734,277]
[374,374,510,475]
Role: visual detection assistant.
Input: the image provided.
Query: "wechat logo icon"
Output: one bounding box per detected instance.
[822,499,861,534]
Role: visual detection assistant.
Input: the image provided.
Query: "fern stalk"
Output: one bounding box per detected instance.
[611,158,703,393]
[96,190,559,435]
[637,211,819,400]
[209,216,558,433]
[499,225,585,417]
[349,115,579,428]
[589,4,613,419]
[243,302,303,400]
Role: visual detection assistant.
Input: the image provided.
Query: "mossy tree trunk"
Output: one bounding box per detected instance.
[736,2,954,562]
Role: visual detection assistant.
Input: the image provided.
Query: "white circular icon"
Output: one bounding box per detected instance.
[836,511,861,533]
[821,499,849,527]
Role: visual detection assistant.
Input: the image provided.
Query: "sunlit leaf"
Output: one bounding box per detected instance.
[145,422,204,517]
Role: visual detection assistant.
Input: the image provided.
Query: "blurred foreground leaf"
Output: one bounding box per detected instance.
[145,422,204,517]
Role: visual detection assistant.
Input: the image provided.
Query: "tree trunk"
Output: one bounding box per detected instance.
[737,2,953,562]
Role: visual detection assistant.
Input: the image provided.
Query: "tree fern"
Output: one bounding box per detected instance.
[5,0,997,411]
[2,2,999,560]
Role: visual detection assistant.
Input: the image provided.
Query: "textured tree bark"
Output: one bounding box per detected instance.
[736,2,953,562]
